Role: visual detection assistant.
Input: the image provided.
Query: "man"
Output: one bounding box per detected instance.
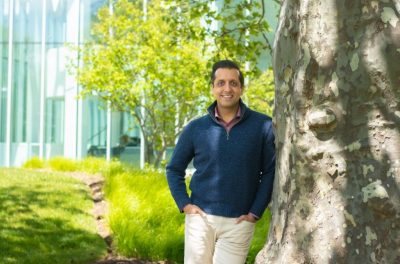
[166,60,275,264]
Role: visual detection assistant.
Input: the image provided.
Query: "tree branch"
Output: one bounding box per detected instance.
[257,0,266,25]
[261,31,273,52]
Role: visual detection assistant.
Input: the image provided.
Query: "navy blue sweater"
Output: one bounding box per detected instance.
[166,101,275,218]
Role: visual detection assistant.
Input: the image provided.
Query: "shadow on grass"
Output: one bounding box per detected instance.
[0,183,106,264]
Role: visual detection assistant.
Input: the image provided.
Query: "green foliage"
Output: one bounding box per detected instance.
[246,68,275,116]
[104,166,271,263]
[0,168,106,263]
[171,0,272,79]
[247,211,271,263]
[78,156,114,175]
[24,156,124,176]
[104,168,185,262]
[22,156,80,172]
[47,156,79,172]
[22,156,45,169]
[101,159,127,178]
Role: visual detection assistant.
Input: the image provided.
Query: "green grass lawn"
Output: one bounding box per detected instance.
[0,168,107,264]
[19,157,271,263]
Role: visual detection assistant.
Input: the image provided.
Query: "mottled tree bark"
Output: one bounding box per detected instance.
[256,1,400,263]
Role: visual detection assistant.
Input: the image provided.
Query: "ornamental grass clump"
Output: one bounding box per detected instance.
[48,156,79,172]
[79,156,110,175]
[22,156,45,169]
[104,169,185,263]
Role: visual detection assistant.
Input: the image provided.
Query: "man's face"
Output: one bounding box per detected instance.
[212,68,243,109]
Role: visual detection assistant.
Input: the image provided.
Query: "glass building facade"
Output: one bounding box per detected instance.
[0,0,140,167]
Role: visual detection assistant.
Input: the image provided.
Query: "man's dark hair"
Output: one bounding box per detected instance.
[211,60,244,87]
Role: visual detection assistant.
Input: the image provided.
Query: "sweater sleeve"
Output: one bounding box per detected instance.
[249,120,276,218]
[166,123,195,212]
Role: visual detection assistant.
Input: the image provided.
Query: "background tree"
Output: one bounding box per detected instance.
[246,69,275,115]
[75,0,210,167]
[72,0,274,167]
[257,1,400,263]
[180,0,273,79]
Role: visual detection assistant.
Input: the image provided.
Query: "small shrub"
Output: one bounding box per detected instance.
[22,156,45,169]
[48,157,79,172]
[105,169,184,263]
[79,157,108,174]
[102,160,126,178]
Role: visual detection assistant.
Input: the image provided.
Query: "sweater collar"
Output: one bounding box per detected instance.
[207,99,249,122]
[215,104,241,121]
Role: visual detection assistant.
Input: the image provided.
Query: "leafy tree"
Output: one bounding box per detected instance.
[74,0,210,166]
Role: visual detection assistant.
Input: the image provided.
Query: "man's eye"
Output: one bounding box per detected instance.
[217,81,225,87]
[230,81,239,87]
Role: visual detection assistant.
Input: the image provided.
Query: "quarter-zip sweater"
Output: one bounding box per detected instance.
[166,101,275,218]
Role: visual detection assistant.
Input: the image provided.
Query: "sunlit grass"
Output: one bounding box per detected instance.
[104,169,185,263]
[0,168,107,264]
[47,156,80,172]
[78,156,112,174]
[247,211,271,263]
[20,157,271,263]
[22,156,45,169]
[23,156,126,177]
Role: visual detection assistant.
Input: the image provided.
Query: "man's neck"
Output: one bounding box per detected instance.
[216,104,240,123]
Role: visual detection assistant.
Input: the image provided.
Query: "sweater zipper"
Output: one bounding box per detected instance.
[225,110,246,141]
[209,107,247,141]
[226,109,247,140]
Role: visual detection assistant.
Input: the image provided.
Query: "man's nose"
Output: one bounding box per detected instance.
[222,83,233,91]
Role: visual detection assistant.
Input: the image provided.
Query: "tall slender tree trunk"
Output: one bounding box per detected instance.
[257,1,400,263]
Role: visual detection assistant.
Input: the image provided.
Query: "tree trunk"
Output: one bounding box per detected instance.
[257,1,400,263]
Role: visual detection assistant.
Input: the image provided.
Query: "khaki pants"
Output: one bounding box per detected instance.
[184,214,255,264]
